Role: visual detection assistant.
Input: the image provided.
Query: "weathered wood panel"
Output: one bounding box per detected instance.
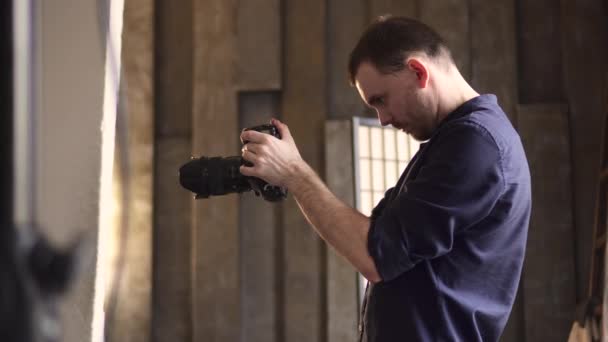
[282,0,327,340]
[239,92,280,342]
[236,0,281,90]
[368,0,416,19]
[328,0,367,119]
[153,1,193,340]
[153,140,193,342]
[325,120,359,342]
[192,1,240,341]
[517,0,563,103]
[560,0,608,303]
[518,104,576,342]
[469,0,518,124]
[418,0,470,80]
[155,0,194,138]
[105,0,155,340]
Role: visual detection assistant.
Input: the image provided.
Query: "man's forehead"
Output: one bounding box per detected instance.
[355,62,382,82]
[355,63,383,97]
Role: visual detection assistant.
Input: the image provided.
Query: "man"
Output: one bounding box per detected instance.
[240,16,531,342]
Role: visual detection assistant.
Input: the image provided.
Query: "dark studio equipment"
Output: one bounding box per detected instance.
[179,124,288,202]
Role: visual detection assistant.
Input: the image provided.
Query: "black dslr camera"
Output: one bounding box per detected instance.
[179,124,288,202]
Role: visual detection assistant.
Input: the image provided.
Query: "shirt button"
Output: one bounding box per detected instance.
[358,323,363,332]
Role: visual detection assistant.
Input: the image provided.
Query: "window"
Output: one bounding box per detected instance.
[352,117,420,303]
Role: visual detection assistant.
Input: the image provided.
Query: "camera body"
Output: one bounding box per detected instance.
[178,124,288,202]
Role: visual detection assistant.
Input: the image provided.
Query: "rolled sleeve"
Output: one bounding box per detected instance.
[368,122,505,282]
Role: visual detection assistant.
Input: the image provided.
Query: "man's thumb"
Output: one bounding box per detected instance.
[271,118,292,141]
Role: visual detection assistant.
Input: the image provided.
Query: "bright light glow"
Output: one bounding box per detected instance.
[13,0,35,227]
[93,0,124,340]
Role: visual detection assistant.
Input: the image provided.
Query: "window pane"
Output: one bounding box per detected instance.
[373,191,384,207]
[396,132,408,161]
[372,159,384,191]
[409,136,420,157]
[360,191,373,216]
[399,161,407,174]
[358,126,370,158]
[370,127,383,159]
[383,129,396,160]
[359,158,371,190]
[385,161,398,186]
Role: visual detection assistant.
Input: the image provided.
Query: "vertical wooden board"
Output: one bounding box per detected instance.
[282,0,327,341]
[236,0,281,90]
[518,104,576,342]
[517,0,563,103]
[239,92,280,342]
[605,75,608,338]
[192,1,240,341]
[328,0,367,119]
[156,0,193,138]
[418,0,470,80]
[500,290,524,342]
[605,236,608,340]
[153,139,192,342]
[152,1,193,341]
[105,0,155,340]
[469,0,518,124]
[560,0,608,303]
[368,0,416,19]
[325,120,359,342]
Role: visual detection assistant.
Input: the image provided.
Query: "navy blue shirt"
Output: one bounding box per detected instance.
[360,94,531,342]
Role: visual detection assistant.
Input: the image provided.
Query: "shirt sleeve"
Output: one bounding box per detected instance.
[367,122,505,282]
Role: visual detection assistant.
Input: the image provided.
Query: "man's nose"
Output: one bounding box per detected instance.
[377,110,392,126]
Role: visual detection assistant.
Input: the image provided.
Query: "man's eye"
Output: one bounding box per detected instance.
[371,97,384,106]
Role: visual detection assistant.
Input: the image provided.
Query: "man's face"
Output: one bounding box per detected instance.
[355,61,436,141]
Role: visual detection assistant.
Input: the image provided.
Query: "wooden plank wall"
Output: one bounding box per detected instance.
[469,0,518,123]
[518,104,576,341]
[561,0,608,304]
[325,120,358,342]
[153,0,193,341]
[236,1,282,341]
[419,1,470,80]
[328,0,367,119]
[106,0,155,340]
[238,92,281,342]
[191,1,240,341]
[236,0,281,91]
[281,1,327,342]
[517,0,563,104]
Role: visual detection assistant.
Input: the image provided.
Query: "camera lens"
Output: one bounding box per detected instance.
[179,156,250,198]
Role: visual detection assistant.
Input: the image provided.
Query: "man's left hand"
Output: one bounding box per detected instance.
[240,118,303,189]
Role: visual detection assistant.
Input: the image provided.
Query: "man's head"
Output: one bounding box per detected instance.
[348,16,457,141]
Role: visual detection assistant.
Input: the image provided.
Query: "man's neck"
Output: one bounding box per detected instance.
[435,69,480,124]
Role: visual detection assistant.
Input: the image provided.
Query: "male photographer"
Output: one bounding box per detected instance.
[240,16,531,342]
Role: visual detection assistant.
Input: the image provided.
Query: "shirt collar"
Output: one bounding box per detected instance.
[415,94,498,151]
[438,94,497,128]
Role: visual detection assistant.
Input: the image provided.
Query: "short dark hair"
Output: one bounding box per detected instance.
[348,16,452,85]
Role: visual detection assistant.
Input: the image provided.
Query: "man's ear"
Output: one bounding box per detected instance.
[406,58,429,88]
